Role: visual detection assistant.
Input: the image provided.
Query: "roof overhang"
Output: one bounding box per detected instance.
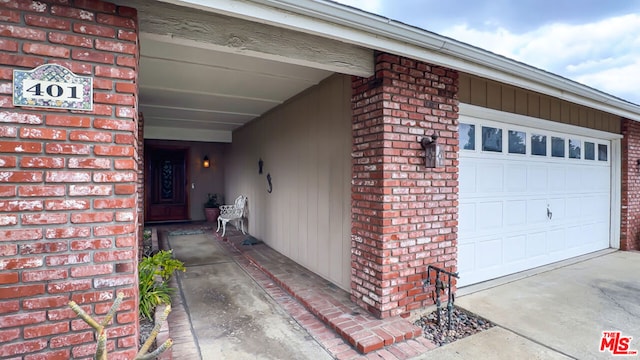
[159,0,640,122]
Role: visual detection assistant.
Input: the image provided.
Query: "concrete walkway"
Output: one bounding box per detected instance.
[167,231,332,359]
[157,224,640,359]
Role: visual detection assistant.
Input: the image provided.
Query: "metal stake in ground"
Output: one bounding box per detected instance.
[424,265,459,330]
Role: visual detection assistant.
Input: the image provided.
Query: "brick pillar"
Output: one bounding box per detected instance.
[620,118,640,251]
[137,112,144,260]
[351,53,459,318]
[0,1,139,358]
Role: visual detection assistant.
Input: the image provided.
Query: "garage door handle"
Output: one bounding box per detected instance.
[547,205,552,220]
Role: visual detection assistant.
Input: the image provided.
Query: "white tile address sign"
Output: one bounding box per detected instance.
[13,64,93,111]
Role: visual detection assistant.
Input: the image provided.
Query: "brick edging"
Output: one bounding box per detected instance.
[223,233,423,354]
[152,227,172,360]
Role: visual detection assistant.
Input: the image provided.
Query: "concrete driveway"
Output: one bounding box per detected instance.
[451,251,640,359]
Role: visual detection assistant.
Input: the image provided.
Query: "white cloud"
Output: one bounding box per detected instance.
[574,60,640,101]
[440,14,640,104]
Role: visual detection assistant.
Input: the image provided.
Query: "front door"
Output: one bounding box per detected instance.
[145,144,189,222]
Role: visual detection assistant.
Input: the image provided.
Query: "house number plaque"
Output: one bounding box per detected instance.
[13,64,93,111]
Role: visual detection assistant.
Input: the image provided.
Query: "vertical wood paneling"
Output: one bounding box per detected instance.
[528,93,540,118]
[560,103,571,124]
[502,86,515,112]
[550,99,562,121]
[540,95,551,119]
[487,81,502,110]
[341,78,353,288]
[470,77,487,107]
[226,74,352,290]
[458,74,471,103]
[459,73,622,133]
[515,88,528,115]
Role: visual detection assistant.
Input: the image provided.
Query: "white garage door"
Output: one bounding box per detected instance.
[458,116,612,286]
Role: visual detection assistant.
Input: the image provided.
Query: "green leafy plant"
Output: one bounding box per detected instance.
[204,193,222,208]
[140,249,185,281]
[143,228,151,241]
[138,250,185,320]
[139,272,172,320]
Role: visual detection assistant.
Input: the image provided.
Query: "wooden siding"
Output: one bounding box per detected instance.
[459,73,621,134]
[226,74,352,290]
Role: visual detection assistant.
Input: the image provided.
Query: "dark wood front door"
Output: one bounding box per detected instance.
[145,144,189,222]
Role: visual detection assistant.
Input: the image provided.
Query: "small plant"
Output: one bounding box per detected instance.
[143,228,151,242]
[140,250,185,281]
[138,250,185,320]
[204,193,222,208]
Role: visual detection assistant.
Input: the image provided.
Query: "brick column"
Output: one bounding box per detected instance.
[0,1,139,358]
[620,118,640,251]
[351,53,459,318]
[137,111,144,259]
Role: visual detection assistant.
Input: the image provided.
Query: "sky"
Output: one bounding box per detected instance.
[333,0,640,105]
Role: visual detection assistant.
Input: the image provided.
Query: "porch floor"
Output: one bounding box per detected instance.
[155,223,436,359]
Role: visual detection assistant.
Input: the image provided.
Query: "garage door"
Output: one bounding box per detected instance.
[458,117,611,286]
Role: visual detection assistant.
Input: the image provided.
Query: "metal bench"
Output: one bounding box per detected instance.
[216,195,247,237]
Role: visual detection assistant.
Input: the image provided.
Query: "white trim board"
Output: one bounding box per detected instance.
[144,126,232,143]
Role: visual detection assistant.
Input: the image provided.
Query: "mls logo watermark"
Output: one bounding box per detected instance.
[600,331,638,356]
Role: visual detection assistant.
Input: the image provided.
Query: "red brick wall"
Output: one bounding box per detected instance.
[351,52,459,318]
[620,118,640,251]
[0,1,139,358]
[137,112,144,259]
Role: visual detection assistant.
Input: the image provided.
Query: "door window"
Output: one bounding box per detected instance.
[569,139,581,159]
[551,137,565,158]
[482,126,502,152]
[460,123,475,150]
[598,144,608,161]
[585,142,595,160]
[508,130,526,154]
[531,134,547,156]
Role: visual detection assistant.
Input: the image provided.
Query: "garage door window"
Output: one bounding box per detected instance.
[482,126,502,152]
[585,142,595,160]
[531,134,547,156]
[458,121,610,165]
[598,144,608,161]
[508,130,526,154]
[460,123,475,150]
[569,139,581,159]
[552,137,565,157]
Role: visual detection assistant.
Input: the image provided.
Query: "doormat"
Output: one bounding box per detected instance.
[168,229,205,236]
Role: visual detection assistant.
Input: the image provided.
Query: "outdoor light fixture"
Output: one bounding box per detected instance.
[419,134,444,168]
[203,156,210,168]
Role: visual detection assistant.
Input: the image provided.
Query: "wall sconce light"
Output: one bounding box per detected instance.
[419,135,444,168]
[258,158,264,174]
[203,156,210,168]
[637,159,640,170]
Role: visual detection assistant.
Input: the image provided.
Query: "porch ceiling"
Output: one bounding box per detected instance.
[121,0,375,143]
[139,35,333,143]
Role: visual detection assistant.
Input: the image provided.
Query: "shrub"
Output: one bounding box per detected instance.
[139,250,185,320]
[143,228,151,241]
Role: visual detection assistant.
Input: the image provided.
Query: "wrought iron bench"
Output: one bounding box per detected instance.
[216,195,247,237]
